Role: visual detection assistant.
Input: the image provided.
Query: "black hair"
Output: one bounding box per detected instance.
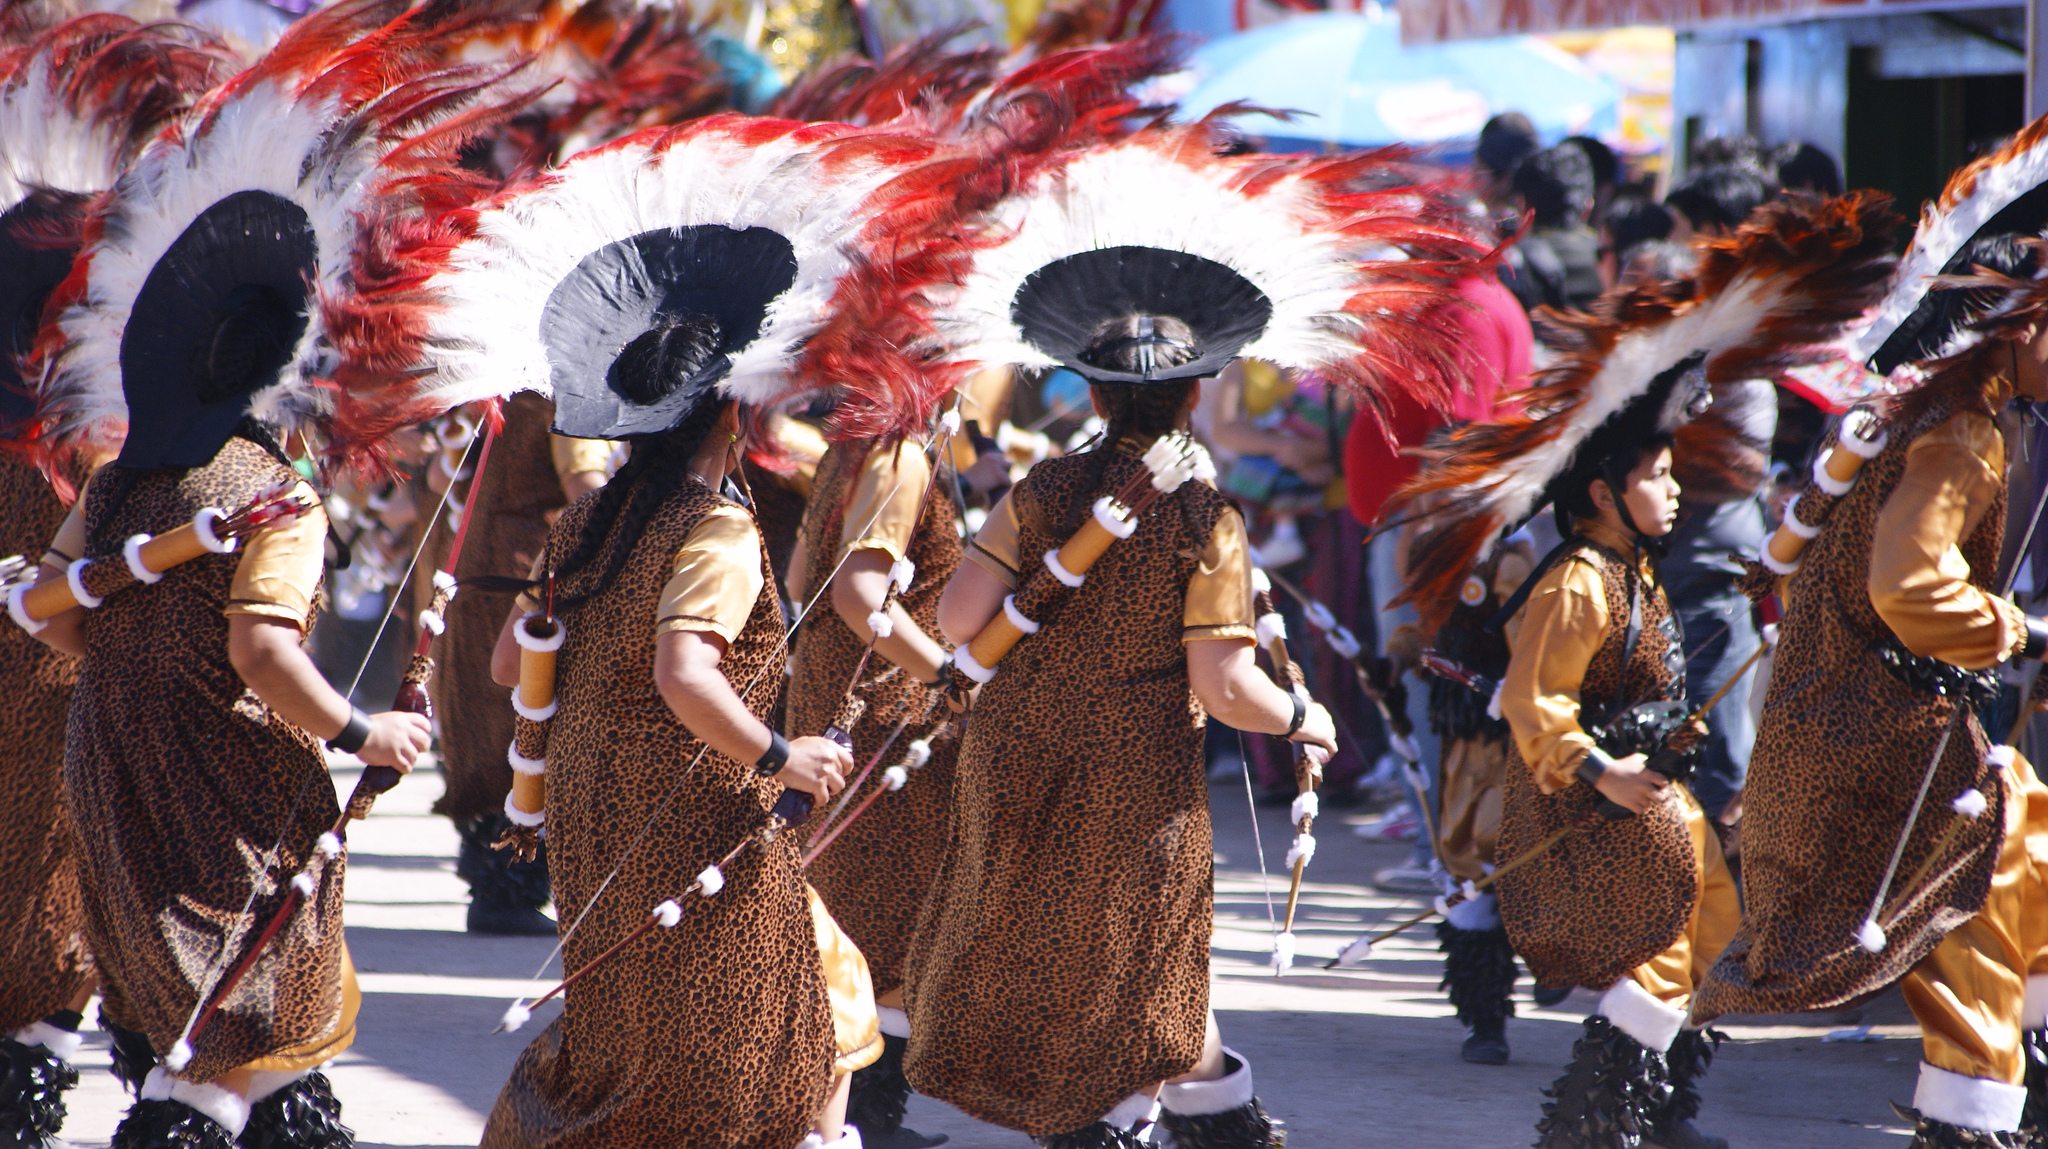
[1553,430,1675,525]
[1563,136,1620,189]
[1476,113,1540,177]
[609,313,724,405]
[1875,232,2044,376]
[1665,166,1771,235]
[1689,135,1763,171]
[1079,313,1199,379]
[1771,140,1843,197]
[196,283,299,405]
[1514,144,1596,228]
[1602,194,1675,266]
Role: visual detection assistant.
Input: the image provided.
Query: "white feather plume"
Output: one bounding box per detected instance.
[412,122,923,416]
[0,56,134,212]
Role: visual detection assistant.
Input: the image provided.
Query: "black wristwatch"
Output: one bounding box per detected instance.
[754,731,791,778]
[327,708,372,755]
[2022,616,2048,661]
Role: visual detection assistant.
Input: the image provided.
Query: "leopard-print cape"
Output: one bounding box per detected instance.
[482,477,834,1149]
[1696,401,2008,1021]
[0,460,92,1033]
[903,444,1225,1137]
[789,440,961,997]
[1496,539,1700,990]
[66,438,348,1083]
[432,394,572,824]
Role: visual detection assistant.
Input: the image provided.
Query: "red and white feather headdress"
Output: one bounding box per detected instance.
[1388,192,1900,628]
[28,0,531,473]
[326,113,967,444]
[933,120,1486,413]
[1849,114,2048,374]
[0,14,233,447]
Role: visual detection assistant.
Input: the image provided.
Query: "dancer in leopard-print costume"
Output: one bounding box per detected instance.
[1386,191,1898,1149]
[789,434,962,1148]
[1700,126,2048,1145]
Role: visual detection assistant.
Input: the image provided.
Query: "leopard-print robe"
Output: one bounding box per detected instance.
[481,478,835,1149]
[903,445,1225,1138]
[789,440,961,997]
[432,394,573,824]
[0,459,92,1034]
[1497,538,1700,991]
[65,438,349,1083]
[1697,400,2008,1020]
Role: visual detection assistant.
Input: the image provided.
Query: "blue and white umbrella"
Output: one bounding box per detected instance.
[1165,8,1620,153]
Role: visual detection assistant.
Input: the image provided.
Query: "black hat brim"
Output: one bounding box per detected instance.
[1010,246,1272,384]
[115,189,316,469]
[542,224,797,440]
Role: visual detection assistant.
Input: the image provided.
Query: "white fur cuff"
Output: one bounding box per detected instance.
[1002,595,1039,634]
[1327,625,1362,660]
[2024,974,2048,1029]
[65,560,102,610]
[955,646,996,684]
[503,793,545,827]
[1444,890,1501,932]
[7,583,45,635]
[1092,497,1138,540]
[1255,612,1286,645]
[12,1022,81,1062]
[1839,409,1889,459]
[1812,453,1853,497]
[877,1005,910,1039]
[192,507,237,554]
[123,534,164,583]
[510,693,558,723]
[165,1073,253,1137]
[1161,1049,1255,1116]
[514,613,566,653]
[1914,1062,2026,1133]
[507,744,546,777]
[1759,547,1802,577]
[1780,497,1821,539]
[1596,979,1686,1052]
[1043,548,1085,588]
[1101,1091,1158,1130]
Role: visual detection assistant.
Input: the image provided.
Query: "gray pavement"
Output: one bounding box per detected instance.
[56,761,1925,1147]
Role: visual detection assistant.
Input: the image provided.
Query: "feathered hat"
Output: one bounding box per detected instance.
[324,113,967,444]
[26,0,532,475]
[1851,113,2048,376]
[934,120,1487,411]
[1388,192,1901,629]
[0,14,233,442]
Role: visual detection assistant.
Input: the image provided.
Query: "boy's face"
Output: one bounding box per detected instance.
[1610,444,1681,538]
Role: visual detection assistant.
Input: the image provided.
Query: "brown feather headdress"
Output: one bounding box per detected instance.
[1388,191,1901,631]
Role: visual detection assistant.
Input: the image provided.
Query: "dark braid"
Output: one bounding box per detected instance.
[1066,376,1207,544]
[546,396,729,610]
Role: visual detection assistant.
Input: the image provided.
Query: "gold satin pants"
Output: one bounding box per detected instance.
[1627,785,1741,1011]
[1903,752,2048,1084]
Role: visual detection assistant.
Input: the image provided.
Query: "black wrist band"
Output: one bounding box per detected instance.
[754,731,791,778]
[1575,749,1614,790]
[328,708,372,755]
[925,656,955,688]
[2023,616,2048,661]
[1284,690,1307,737]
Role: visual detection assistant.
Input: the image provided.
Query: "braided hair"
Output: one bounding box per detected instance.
[542,314,731,609]
[1069,314,1207,541]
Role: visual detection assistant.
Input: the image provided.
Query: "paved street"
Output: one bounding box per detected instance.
[56,761,1925,1148]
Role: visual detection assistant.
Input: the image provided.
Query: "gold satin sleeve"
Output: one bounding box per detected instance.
[1500,554,1609,795]
[963,491,1022,590]
[1869,410,2026,670]
[225,487,329,629]
[839,438,930,564]
[549,434,613,481]
[654,506,764,645]
[43,497,86,566]
[1184,506,1257,644]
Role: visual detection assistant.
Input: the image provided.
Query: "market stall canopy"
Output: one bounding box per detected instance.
[1165,9,1619,153]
